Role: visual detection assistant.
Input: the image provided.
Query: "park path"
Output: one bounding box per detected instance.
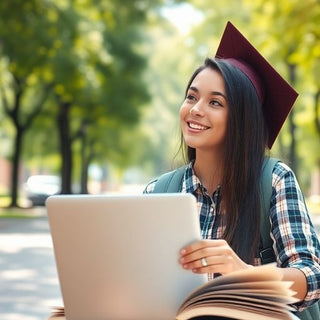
[0,209,319,320]
[0,212,62,320]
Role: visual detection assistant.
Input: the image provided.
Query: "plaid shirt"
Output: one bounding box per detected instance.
[144,161,320,310]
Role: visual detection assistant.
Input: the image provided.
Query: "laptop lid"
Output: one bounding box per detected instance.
[46,193,206,320]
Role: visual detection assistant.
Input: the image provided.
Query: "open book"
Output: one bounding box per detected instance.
[49,264,297,320]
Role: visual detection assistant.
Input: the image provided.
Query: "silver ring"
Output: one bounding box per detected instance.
[201,257,207,267]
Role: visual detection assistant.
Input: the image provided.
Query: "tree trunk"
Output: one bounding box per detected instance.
[9,129,23,207]
[57,100,73,194]
[288,63,297,173]
[80,126,89,194]
[80,160,89,194]
[2,75,53,207]
[6,77,24,208]
[288,111,297,172]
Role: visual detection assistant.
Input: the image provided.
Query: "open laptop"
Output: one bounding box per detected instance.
[46,193,207,320]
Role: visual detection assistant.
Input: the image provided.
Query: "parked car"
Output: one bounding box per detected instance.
[24,175,61,206]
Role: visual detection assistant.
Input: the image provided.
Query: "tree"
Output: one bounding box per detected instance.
[0,0,171,205]
[0,0,60,206]
[49,0,152,193]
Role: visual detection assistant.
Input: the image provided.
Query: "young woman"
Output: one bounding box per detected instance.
[144,22,320,317]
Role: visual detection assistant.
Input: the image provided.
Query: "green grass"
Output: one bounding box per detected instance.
[0,195,45,218]
[0,206,45,218]
[0,196,11,207]
[0,212,36,219]
[0,195,319,219]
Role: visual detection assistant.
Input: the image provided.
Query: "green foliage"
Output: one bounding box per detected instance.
[172,0,320,191]
[1,0,318,194]
[0,0,167,194]
[246,0,320,187]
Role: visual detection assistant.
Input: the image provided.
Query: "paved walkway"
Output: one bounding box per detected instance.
[0,212,62,320]
[0,210,319,320]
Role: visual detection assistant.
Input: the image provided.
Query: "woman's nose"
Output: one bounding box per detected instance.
[189,102,205,116]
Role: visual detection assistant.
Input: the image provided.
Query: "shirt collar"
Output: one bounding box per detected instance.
[183,161,203,194]
[183,161,222,198]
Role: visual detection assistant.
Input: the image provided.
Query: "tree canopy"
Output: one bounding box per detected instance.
[0,0,319,206]
[0,0,166,205]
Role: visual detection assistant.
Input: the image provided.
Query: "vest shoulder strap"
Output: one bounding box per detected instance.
[152,166,186,193]
[259,157,279,264]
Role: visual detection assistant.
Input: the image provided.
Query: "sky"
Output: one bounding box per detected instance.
[160,3,204,34]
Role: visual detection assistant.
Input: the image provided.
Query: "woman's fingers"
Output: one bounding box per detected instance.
[179,239,250,274]
[179,239,230,264]
[180,252,227,270]
[180,239,226,256]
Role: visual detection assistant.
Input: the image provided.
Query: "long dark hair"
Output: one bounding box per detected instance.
[181,57,269,263]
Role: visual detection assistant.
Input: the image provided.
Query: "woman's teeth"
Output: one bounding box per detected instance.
[188,122,209,130]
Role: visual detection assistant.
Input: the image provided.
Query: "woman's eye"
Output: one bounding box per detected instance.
[186,94,196,101]
[210,99,222,106]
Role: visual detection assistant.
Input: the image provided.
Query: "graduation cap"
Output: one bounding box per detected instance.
[215,21,298,149]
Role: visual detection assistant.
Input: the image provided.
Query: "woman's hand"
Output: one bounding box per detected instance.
[179,239,252,275]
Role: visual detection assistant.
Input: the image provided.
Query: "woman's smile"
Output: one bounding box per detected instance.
[187,121,210,131]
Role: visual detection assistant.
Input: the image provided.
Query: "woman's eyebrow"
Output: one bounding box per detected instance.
[188,86,198,93]
[188,86,227,100]
[211,91,227,100]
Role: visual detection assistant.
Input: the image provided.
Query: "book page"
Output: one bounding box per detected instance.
[177,264,296,320]
[49,306,65,319]
[176,305,293,320]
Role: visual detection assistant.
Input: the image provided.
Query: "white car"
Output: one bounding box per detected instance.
[25,175,61,206]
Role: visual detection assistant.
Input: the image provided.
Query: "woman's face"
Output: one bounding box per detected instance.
[180,67,229,153]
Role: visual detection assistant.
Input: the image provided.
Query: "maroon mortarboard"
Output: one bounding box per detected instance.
[215,21,298,149]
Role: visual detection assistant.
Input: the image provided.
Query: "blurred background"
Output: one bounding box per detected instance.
[0,0,319,208]
[0,0,319,319]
